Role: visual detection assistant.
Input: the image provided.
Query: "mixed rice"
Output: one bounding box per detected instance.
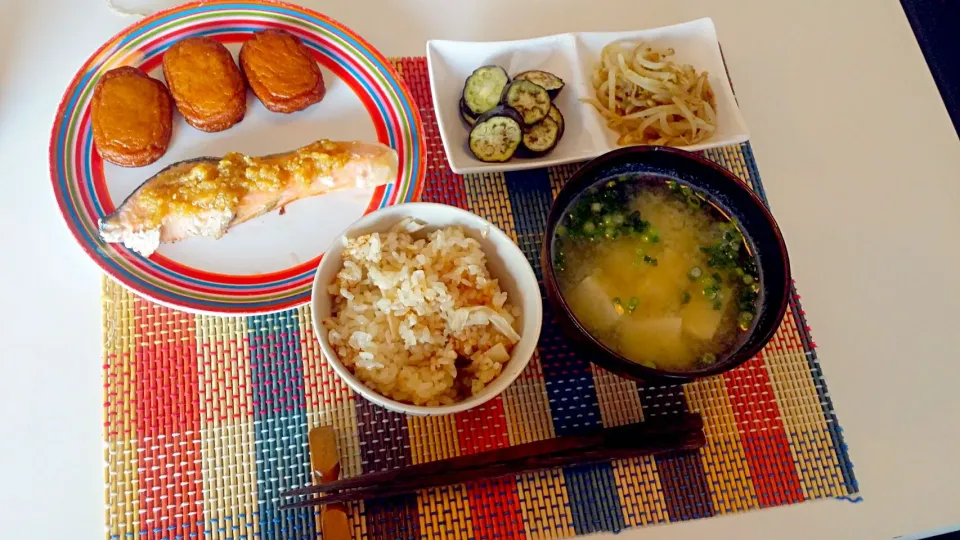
[325,219,521,406]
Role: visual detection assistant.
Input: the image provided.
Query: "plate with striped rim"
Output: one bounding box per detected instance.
[49,0,425,314]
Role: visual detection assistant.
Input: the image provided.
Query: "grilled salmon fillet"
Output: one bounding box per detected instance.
[99,140,398,256]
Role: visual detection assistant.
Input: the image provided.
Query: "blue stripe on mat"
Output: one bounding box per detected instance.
[503,167,626,533]
[248,311,315,539]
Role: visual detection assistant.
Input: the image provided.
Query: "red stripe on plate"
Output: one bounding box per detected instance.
[724,354,804,507]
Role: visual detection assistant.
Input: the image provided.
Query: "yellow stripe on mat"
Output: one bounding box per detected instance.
[407,415,472,540]
[103,278,140,540]
[702,146,755,190]
[762,347,847,499]
[463,171,518,242]
[195,315,259,540]
[613,456,669,527]
[501,351,556,445]
[517,469,575,539]
[592,365,644,427]
[408,415,461,464]
[685,377,759,513]
[548,164,581,199]
[418,485,475,540]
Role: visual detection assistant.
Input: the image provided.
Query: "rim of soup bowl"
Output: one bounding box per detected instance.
[541,145,791,382]
[311,202,543,416]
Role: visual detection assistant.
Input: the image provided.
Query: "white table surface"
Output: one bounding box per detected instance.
[2,0,959,538]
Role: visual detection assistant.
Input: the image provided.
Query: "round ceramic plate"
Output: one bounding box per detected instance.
[49,0,425,314]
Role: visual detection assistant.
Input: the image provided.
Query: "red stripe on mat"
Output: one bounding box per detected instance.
[724,354,805,507]
[395,57,469,208]
[455,398,526,539]
[133,298,204,538]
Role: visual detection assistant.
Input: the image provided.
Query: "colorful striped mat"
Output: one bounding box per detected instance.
[102,57,858,540]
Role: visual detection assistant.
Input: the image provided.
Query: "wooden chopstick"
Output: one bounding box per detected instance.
[281,413,703,510]
[286,413,701,498]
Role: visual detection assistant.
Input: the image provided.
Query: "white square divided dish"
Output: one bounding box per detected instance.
[426,18,749,175]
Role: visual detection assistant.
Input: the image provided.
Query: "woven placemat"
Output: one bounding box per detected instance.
[102,57,858,540]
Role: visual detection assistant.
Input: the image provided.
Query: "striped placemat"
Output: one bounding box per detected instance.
[102,57,858,540]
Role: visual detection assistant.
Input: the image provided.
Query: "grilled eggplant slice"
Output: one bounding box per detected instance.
[462,66,509,116]
[468,106,523,162]
[459,98,477,126]
[501,80,551,125]
[521,117,560,155]
[547,104,565,139]
[514,70,565,98]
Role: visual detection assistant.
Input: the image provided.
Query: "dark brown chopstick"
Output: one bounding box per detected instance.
[285,412,701,498]
[280,413,704,510]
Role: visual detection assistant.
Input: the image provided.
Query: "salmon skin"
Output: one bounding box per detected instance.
[99,140,398,256]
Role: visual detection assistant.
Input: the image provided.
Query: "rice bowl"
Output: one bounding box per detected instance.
[312,203,542,416]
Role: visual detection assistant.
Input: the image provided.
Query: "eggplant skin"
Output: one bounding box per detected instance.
[520,116,560,156]
[547,105,565,139]
[468,106,523,162]
[459,98,477,127]
[514,70,565,98]
[462,65,509,116]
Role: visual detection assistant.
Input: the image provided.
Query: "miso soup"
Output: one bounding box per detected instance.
[553,176,761,371]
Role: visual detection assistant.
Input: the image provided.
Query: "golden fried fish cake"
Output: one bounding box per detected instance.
[162,36,246,132]
[91,66,173,167]
[239,29,325,113]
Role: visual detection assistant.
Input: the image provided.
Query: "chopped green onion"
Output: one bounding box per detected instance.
[601,214,614,227]
[743,275,755,285]
[750,283,761,293]
[680,185,693,197]
[583,221,596,233]
[613,297,624,315]
[681,291,691,304]
[640,234,651,243]
[556,225,567,237]
[627,297,639,312]
[703,287,718,300]
[713,299,722,310]
[712,272,722,284]
[643,255,658,266]
[698,353,717,367]
[612,213,625,225]
[604,228,616,239]
[606,180,616,188]
[688,266,703,280]
[735,268,745,276]
[591,202,602,213]
[737,311,754,330]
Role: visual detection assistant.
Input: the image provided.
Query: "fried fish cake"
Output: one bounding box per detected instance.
[91,66,173,167]
[162,37,246,132]
[239,29,325,113]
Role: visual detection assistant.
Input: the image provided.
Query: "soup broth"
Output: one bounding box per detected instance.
[553,175,760,371]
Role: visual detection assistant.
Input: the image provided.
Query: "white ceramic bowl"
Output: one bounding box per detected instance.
[311,203,543,416]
